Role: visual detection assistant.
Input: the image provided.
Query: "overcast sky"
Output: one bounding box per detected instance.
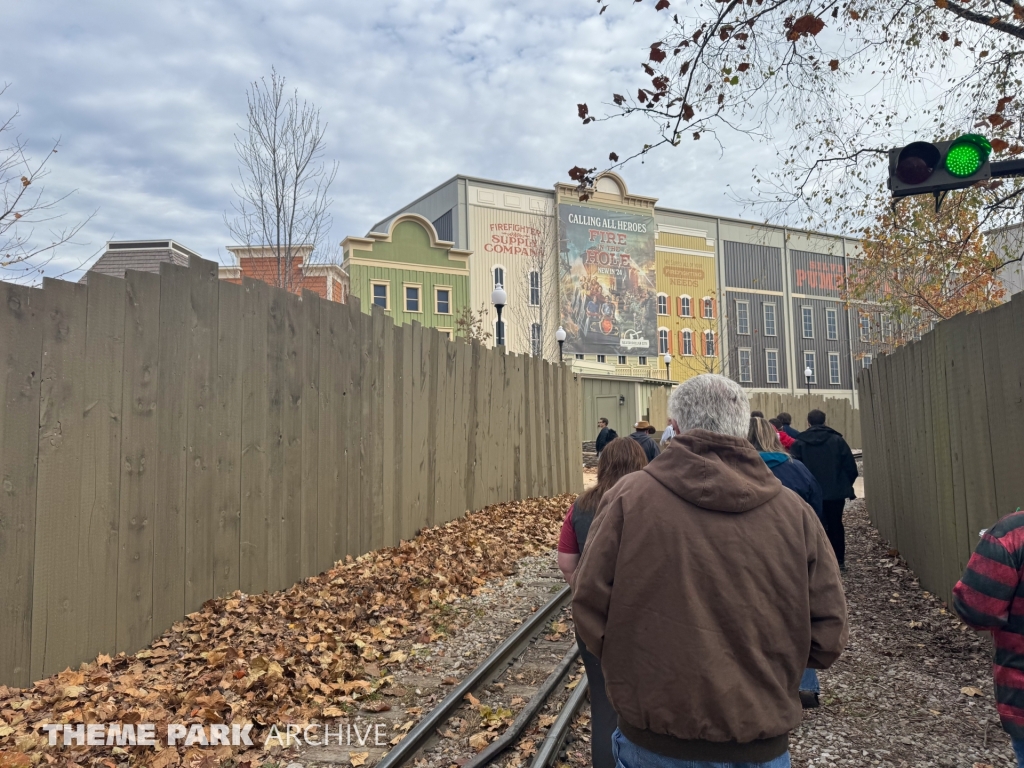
[4,0,777,280]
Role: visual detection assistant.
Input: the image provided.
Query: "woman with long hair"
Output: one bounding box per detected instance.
[557,437,648,768]
[748,416,826,709]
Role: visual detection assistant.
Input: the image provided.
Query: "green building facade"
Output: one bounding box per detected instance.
[342,214,472,339]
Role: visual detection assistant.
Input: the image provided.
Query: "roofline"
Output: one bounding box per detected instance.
[575,372,675,386]
[368,172,860,244]
[105,239,204,260]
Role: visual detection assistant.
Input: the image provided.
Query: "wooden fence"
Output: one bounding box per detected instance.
[0,258,583,688]
[858,293,1024,607]
[749,392,861,450]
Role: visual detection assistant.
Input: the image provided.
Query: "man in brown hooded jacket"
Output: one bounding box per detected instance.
[572,374,848,767]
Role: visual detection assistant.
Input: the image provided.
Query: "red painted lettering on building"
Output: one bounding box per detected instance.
[795,260,845,292]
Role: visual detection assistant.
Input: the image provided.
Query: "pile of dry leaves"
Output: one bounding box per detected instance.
[0,495,573,768]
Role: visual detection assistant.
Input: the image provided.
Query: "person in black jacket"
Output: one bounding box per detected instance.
[628,420,661,461]
[748,416,826,708]
[595,418,617,455]
[790,409,859,570]
[776,412,801,441]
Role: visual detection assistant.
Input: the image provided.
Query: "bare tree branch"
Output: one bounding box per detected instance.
[226,69,339,292]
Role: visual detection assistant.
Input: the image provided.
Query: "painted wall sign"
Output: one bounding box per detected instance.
[558,203,657,354]
[791,250,846,297]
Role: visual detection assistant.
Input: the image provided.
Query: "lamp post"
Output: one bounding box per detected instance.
[804,365,813,398]
[664,352,672,381]
[491,285,507,348]
[555,326,566,363]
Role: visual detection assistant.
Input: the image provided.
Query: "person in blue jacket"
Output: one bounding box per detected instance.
[748,416,826,708]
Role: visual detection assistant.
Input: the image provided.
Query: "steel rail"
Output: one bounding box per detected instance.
[529,673,590,768]
[374,585,572,768]
[459,644,581,768]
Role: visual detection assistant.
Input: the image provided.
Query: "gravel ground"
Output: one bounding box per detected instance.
[786,498,1014,768]
[300,484,1015,768]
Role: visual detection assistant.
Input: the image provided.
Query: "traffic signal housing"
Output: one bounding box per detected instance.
[888,135,992,198]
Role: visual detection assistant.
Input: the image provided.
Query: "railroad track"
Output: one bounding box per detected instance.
[376,586,589,768]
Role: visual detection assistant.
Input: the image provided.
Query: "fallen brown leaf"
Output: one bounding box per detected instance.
[349,751,369,766]
[961,686,985,697]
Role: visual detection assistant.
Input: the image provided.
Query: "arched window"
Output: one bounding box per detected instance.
[681,329,693,356]
[493,266,505,288]
[530,323,541,356]
[529,271,540,306]
[702,297,715,319]
[657,293,668,316]
[704,330,716,357]
[678,295,691,318]
[658,328,669,355]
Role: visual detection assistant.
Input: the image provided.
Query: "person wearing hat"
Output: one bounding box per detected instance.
[629,420,661,462]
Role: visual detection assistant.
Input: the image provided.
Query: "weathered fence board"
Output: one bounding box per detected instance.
[0,283,43,685]
[0,260,581,687]
[860,295,1024,606]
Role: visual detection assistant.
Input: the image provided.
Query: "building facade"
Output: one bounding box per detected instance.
[353,172,887,404]
[219,244,349,303]
[342,214,471,339]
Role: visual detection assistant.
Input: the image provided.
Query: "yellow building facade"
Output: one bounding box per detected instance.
[655,229,719,383]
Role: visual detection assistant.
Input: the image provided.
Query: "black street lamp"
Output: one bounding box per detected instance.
[664,352,672,381]
[804,365,813,398]
[555,326,566,362]
[491,285,507,348]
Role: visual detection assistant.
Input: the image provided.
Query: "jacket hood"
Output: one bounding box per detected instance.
[799,425,844,446]
[646,429,783,513]
[759,451,790,469]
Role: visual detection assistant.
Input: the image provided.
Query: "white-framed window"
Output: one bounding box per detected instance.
[597,354,606,363]
[679,295,692,317]
[862,354,873,368]
[658,328,669,355]
[826,307,838,340]
[763,302,776,337]
[404,284,421,312]
[702,297,715,319]
[859,314,870,342]
[738,348,752,383]
[493,266,505,288]
[704,330,716,357]
[529,271,540,306]
[828,352,841,385]
[638,356,648,366]
[371,281,390,309]
[530,323,541,356]
[618,355,627,365]
[882,316,893,342]
[681,329,693,356]
[575,353,585,360]
[736,300,750,335]
[657,293,669,316]
[804,351,817,384]
[438,328,453,340]
[766,349,779,384]
[802,306,814,338]
[435,286,452,315]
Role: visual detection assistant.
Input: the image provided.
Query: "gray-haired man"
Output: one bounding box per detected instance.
[573,374,847,768]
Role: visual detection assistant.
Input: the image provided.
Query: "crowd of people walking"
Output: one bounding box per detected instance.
[563,375,859,768]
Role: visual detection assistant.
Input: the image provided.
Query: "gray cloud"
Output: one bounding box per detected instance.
[3,0,766,281]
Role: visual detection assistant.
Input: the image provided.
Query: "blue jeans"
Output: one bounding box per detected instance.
[611,728,790,768]
[1013,737,1024,767]
[800,668,819,693]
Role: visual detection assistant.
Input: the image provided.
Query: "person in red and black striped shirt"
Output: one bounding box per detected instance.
[953,509,1024,767]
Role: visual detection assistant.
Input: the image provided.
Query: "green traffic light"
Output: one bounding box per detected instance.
[944,134,992,178]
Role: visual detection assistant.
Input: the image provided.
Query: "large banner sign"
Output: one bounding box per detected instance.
[558,204,657,355]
